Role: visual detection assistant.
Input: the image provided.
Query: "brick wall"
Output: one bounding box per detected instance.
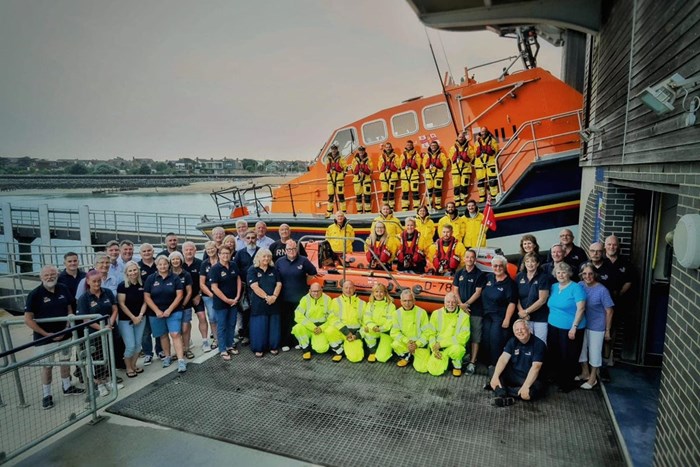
[600,162,700,466]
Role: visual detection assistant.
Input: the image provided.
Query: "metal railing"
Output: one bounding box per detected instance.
[0,315,117,464]
[495,109,583,195]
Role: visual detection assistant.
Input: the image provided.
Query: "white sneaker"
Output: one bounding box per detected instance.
[106,382,124,391]
[281,346,291,352]
[294,345,301,350]
[202,341,212,353]
[98,384,110,397]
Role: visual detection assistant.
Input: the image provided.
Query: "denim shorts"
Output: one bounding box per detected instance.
[202,296,217,324]
[165,311,184,333]
[148,315,168,338]
[181,308,193,323]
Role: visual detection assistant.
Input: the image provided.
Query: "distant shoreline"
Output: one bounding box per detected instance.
[2,174,301,195]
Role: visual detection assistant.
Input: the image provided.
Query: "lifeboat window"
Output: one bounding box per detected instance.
[362,119,388,145]
[391,111,418,137]
[422,103,451,130]
[329,127,358,157]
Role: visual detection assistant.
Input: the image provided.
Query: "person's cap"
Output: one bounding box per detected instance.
[330,143,339,149]
[406,140,413,144]
[358,145,365,150]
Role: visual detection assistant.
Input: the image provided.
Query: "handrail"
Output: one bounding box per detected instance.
[298,234,405,294]
[494,109,582,196]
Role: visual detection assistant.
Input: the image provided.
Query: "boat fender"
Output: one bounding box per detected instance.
[412,284,423,296]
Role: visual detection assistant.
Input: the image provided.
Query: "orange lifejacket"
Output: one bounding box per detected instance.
[433,237,460,273]
[452,142,470,163]
[366,239,392,266]
[397,231,424,268]
[426,150,444,169]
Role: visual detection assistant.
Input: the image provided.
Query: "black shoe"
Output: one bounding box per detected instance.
[42,395,54,410]
[116,376,124,384]
[73,367,84,384]
[63,386,85,396]
[600,367,611,383]
[483,383,493,391]
[493,396,515,408]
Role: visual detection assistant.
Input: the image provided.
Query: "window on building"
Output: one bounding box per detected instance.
[423,103,451,130]
[362,119,388,145]
[391,111,418,137]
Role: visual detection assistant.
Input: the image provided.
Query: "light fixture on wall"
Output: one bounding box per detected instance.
[638,73,700,115]
[580,124,603,143]
[674,213,700,269]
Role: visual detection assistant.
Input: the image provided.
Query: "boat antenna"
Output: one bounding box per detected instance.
[437,31,454,85]
[424,27,460,136]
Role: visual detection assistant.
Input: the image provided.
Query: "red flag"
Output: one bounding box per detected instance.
[482,200,497,231]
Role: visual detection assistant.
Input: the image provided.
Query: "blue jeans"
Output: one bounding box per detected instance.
[142,315,163,357]
[215,305,238,353]
[250,313,281,353]
[118,319,147,358]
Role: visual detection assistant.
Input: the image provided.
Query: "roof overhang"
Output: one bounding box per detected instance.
[405,0,601,36]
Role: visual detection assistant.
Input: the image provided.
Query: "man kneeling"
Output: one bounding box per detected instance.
[488,319,545,407]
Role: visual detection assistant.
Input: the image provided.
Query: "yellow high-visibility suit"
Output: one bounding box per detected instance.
[422,147,448,210]
[371,214,403,239]
[415,215,436,244]
[390,305,432,362]
[449,140,474,207]
[420,307,470,376]
[291,293,333,354]
[437,214,467,243]
[325,154,347,216]
[398,149,422,211]
[326,294,366,362]
[473,134,500,202]
[352,153,373,214]
[361,299,396,362]
[379,150,400,208]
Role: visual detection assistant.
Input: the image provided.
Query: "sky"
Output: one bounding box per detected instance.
[0,0,562,162]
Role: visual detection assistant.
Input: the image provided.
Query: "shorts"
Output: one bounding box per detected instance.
[202,296,217,324]
[469,315,482,344]
[165,311,184,333]
[148,315,168,338]
[579,329,604,367]
[34,339,72,362]
[193,300,205,313]
[181,309,193,323]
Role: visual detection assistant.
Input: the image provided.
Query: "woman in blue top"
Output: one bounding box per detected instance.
[547,261,586,392]
[516,252,550,343]
[480,255,518,367]
[77,269,118,396]
[577,263,615,390]
[170,251,194,359]
[209,246,242,361]
[247,248,282,357]
[144,255,186,373]
[117,261,147,378]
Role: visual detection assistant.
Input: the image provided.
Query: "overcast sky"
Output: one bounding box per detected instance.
[0,0,562,162]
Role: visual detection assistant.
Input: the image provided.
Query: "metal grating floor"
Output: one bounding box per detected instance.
[107,351,624,467]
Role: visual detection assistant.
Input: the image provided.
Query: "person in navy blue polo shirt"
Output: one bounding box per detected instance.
[182,241,206,356]
[25,265,84,410]
[57,252,85,302]
[247,249,282,357]
[276,239,318,351]
[144,255,186,373]
[138,243,161,364]
[489,319,546,406]
[234,229,260,345]
[481,255,518,370]
[515,252,550,343]
[453,249,487,375]
[209,245,242,361]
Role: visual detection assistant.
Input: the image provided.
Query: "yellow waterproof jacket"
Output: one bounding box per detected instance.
[326,155,346,182]
[325,222,355,254]
[330,294,365,330]
[352,155,372,183]
[294,293,332,331]
[363,299,396,333]
[416,216,436,243]
[371,215,403,238]
[426,238,467,272]
[462,213,486,248]
[437,215,467,241]
[428,307,470,349]
[422,150,448,175]
[379,151,400,181]
[390,305,432,347]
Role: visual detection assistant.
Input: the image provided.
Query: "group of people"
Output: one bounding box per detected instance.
[324,200,487,275]
[25,205,633,410]
[325,127,501,217]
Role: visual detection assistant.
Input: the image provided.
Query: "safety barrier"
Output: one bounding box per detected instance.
[0,315,117,465]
